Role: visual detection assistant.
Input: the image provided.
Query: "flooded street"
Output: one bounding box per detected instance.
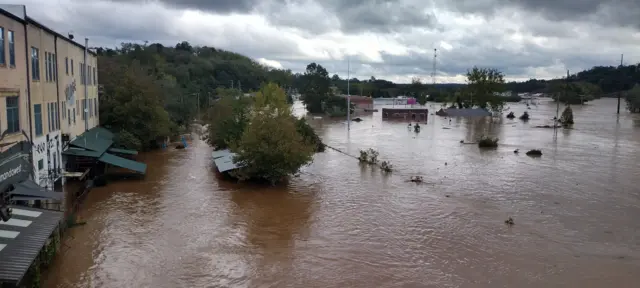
[44,98,640,288]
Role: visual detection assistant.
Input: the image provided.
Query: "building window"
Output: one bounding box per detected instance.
[34,104,43,136]
[89,99,93,117]
[87,65,91,85]
[44,52,49,81]
[62,101,66,119]
[55,102,59,130]
[65,57,68,75]
[94,98,98,116]
[79,62,84,84]
[70,59,74,75]
[6,96,19,133]
[47,103,52,132]
[93,67,96,85]
[8,30,14,67]
[53,53,57,81]
[38,159,44,170]
[67,109,71,125]
[81,99,85,120]
[76,100,79,114]
[0,27,4,65]
[72,108,76,124]
[31,47,40,81]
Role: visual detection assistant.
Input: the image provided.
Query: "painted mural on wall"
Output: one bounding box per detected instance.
[32,131,62,189]
[65,79,76,106]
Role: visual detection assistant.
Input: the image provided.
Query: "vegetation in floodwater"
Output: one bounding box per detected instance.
[505,217,514,225]
[526,149,543,156]
[625,84,640,113]
[477,136,499,148]
[206,83,318,184]
[519,111,530,120]
[506,111,515,119]
[358,148,379,164]
[295,118,325,152]
[414,123,421,133]
[380,161,393,173]
[560,105,574,125]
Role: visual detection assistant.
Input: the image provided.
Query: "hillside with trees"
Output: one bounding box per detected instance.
[97,42,640,147]
[96,42,298,150]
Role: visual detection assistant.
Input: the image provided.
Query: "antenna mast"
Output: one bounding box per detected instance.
[432,48,437,85]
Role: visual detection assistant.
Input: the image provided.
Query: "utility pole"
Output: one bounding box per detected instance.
[617,54,623,114]
[347,55,351,130]
[432,48,437,85]
[83,38,89,132]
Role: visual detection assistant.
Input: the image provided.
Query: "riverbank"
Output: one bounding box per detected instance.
[45,98,640,288]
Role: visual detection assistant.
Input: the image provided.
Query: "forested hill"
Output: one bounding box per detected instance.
[505,64,640,94]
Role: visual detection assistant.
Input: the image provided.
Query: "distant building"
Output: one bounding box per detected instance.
[382,107,428,121]
[335,95,373,110]
[435,108,491,117]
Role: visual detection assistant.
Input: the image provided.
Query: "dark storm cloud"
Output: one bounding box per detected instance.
[443,0,640,30]
[104,0,439,34]
[103,0,267,14]
[317,0,439,34]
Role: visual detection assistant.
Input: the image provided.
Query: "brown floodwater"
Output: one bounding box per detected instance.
[44,98,640,288]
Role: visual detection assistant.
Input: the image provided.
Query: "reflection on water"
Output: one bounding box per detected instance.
[45,98,640,288]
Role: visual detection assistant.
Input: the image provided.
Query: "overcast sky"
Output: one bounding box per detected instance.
[11,0,640,83]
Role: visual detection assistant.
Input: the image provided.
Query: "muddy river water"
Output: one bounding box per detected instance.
[44,98,640,288]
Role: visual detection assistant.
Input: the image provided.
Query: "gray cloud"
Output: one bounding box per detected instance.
[11,0,640,83]
[442,0,640,30]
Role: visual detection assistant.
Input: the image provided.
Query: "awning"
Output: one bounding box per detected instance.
[108,147,138,155]
[62,148,102,158]
[8,180,63,201]
[69,127,114,154]
[0,206,63,285]
[98,152,147,174]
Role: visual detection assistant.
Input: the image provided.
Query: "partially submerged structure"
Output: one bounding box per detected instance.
[382,108,429,121]
[435,108,491,117]
[211,149,243,174]
[62,127,147,179]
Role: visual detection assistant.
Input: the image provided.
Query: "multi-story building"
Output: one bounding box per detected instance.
[0,4,99,190]
[26,17,98,189]
[0,6,29,151]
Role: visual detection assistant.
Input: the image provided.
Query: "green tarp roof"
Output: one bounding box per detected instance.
[62,148,103,158]
[69,126,115,155]
[108,147,138,155]
[98,152,147,174]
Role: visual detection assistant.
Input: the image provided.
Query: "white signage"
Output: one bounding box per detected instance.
[0,164,22,182]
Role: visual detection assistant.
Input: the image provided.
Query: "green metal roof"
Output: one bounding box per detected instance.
[108,147,138,155]
[70,128,114,155]
[62,148,102,158]
[98,152,147,174]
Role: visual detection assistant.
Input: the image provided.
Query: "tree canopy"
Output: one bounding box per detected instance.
[229,83,316,184]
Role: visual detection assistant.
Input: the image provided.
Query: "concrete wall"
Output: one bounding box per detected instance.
[0,12,29,151]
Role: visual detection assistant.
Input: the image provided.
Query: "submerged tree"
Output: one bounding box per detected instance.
[465,67,506,113]
[233,83,315,184]
[300,63,332,113]
[625,84,640,113]
[560,105,574,125]
[204,88,251,149]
